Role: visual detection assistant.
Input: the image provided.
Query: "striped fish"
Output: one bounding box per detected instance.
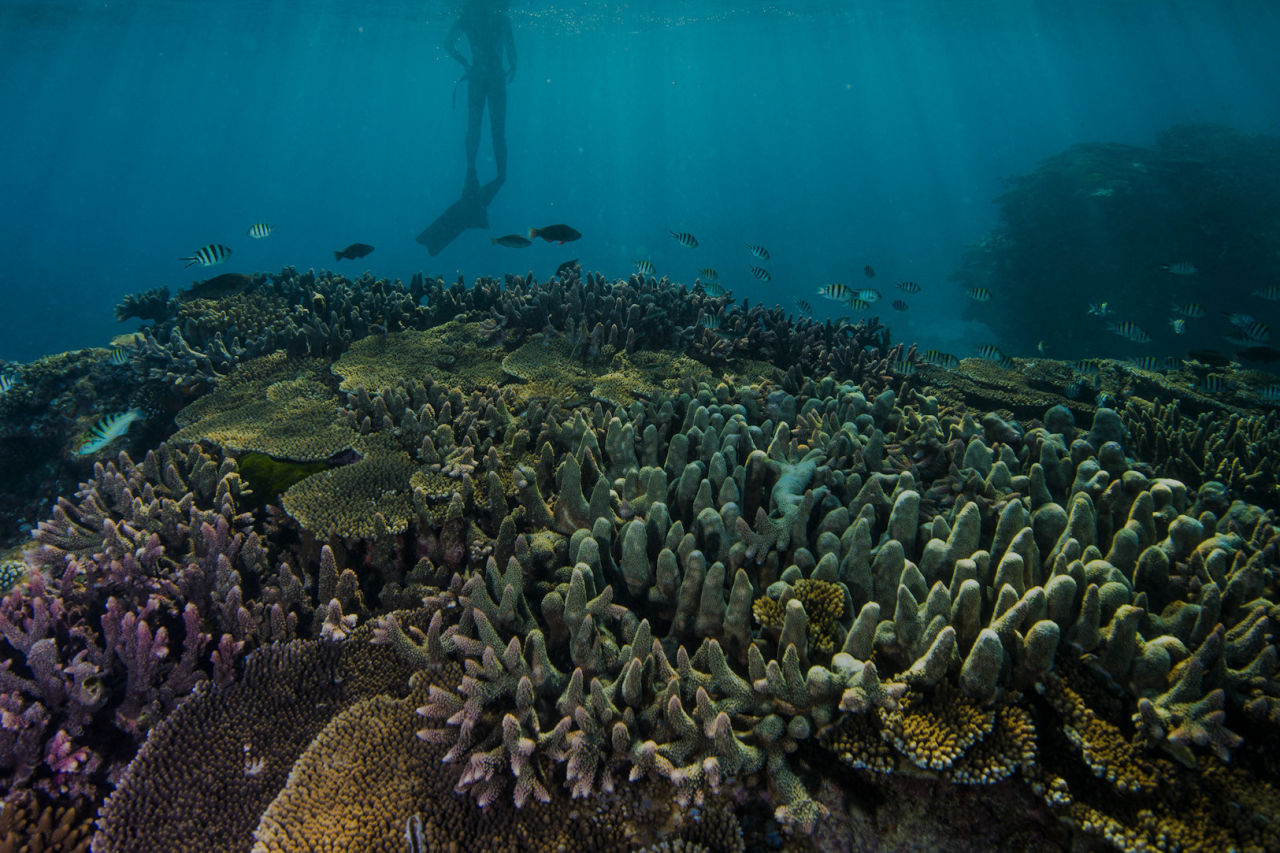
[246,223,274,239]
[1238,321,1272,342]
[1129,356,1162,371]
[977,344,1004,361]
[107,347,130,366]
[635,259,655,276]
[699,281,726,297]
[699,267,719,281]
[749,266,771,283]
[75,410,143,456]
[1107,321,1151,343]
[966,287,992,302]
[855,288,881,303]
[892,300,909,311]
[670,230,699,249]
[896,280,921,294]
[1170,302,1205,318]
[182,243,232,268]
[817,282,850,301]
[922,350,958,368]
[847,298,871,311]
[699,314,721,330]
[1259,385,1280,403]
[0,374,15,394]
[1252,286,1280,301]
[745,243,770,260]
[794,299,812,316]
[1160,261,1198,275]
[892,359,916,376]
[1198,375,1227,394]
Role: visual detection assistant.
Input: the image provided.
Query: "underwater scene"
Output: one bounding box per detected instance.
[3,0,1280,849]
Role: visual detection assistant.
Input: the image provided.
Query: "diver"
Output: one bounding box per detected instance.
[444,0,516,191]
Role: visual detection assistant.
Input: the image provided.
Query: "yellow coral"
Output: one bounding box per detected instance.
[878,683,995,772]
[334,324,506,394]
[281,445,418,537]
[752,578,846,655]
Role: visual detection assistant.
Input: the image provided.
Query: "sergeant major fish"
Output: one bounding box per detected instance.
[966,287,992,302]
[749,266,771,283]
[670,230,699,249]
[745,243,770,260]
[182,243,231,268]
[896,280,921,294]
[635,259,655,275]
[246,223,273,239]
[1107,320,1151,343]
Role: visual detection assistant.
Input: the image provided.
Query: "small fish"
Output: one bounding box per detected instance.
[1107,320,1151,343]
[1087,301,1111,317]
[492,234,532,248]
[182,243,232,268]
[1237,346,1280,363]
[1252,286,1280,301]
[1161,261,1198,275]
[745,243,770,260]
[1169,318,1186,335]
[529,224,582,244]
[966,287,992,302]
[977,344,1004,361]
[107,347,130,366]
[1198,375,1227,394]
[1225,313,1256,328]
[892,300,909,311]
[1130,356,1162,371]
[1064,381,1083,399]
[1259,385,1280,403]
[699,314,721,330]
[635,259,655,275]
[1170,302,1204,318]
[863,265,875,278]
[1164,356,1183,370]
[699,281,726,297]
[555,259,579,278]
[75,410,143,456]
[670,230,699,249]
[847,298,871,311]
[892,359,916,375]
[1076,358,1102,373]
[855,288,881,303]
[699,267,720,281]
[896,280,921,294]
[333,243,374,260]
[922,350,958,368]
[818,282,850,301]
[794,299,812,316]
[0,374,15,394]
[246,223,273,239]
[1036,340,1048,355]
[749,266,771,283]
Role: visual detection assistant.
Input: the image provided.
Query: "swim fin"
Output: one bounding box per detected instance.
[415,179,502,257]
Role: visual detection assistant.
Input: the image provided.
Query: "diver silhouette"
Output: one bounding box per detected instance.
[417,0,517,256]
[445,0,516,189]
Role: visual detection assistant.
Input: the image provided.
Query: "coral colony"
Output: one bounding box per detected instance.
[1,260,1278,852]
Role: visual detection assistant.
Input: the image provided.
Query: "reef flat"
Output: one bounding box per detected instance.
[1,267,1278,851]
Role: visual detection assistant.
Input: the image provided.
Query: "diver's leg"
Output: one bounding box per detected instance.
[465,81,485,189]
[489,81,508,184]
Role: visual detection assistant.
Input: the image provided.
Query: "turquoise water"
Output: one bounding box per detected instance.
[1,0,1276,362]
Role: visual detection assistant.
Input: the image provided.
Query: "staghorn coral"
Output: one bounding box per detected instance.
[0,789,94,853]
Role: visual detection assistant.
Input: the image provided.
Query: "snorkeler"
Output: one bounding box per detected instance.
[444,0,516,190]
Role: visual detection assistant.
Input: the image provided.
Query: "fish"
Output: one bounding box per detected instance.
[1225,313,1256,328]
[669,230,699,249]
[922,350,958,368]
[699,314,721,330]
[699,267,720,281]
[966,287,992,302]
[75,410,143,456]
[1064,381,1083,399]
[855,288,881,303]
[107,347,130,366]
[529,224,582,243]
[1129,356,1162,371]
[745,243,770,260]
[863,265,875,278]
[1037,340,1048,355]
[492,234,532,248]
[635,259,655,275]
[182,243,231,268]
[699,281,726,297]
[892,300,909,311]
[333,243,374,260]
[847,298,871,311]
[817,283,850,301]
[246,223,273,239]
[1252,286,1280,301]
[749,266,771,283]
[1161,261,1198,275]
[1237,346,1280,363]
[1226,321,1271,344]
[1259,385,1280,403]
[0,374,15,394]
[1197,375,1227,394]
[1170,302,1204,318]
[1107,321,1151,343]
[555,259,579,278]
[1087,301,1111,317]
[892,359,916,376]
[794,299,812,316]
[896,280,921,294]
[977,344,1004,361]
[1169,318,1186,335]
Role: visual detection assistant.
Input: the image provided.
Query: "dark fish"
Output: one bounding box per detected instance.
[746,243,770,260]
[670,230,699,249]
[1188,349,1230,367]
[896,280,921,294]
[555,259,579,278]
[892,300,909,311]
[492,234,532,248]
[1236,345,1280,363]
[749,265,771,283]
[334,243,374,260]
[246,223,273,239]
[863,265,875,278]
[529,224,582,244]
[182,243,231,268]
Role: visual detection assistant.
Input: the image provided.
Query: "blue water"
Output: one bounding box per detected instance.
[1,0,1276,364]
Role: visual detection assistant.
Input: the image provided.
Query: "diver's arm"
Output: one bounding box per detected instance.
[444,20,469,68]
[504,18,516,81]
